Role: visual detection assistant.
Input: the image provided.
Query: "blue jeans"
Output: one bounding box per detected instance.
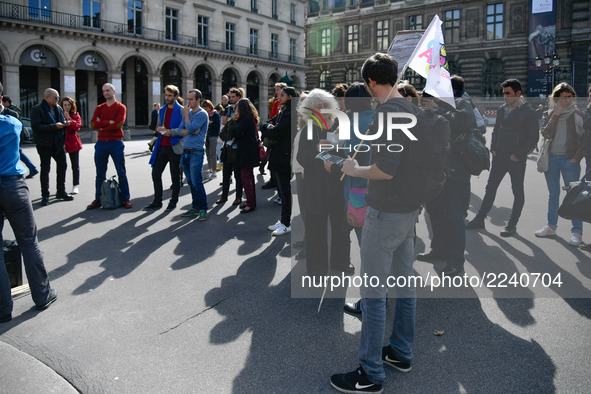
[181,150,208,211]
[544,154,582,234]
[358,207,419,385]
[0,175,51,316]
[94,140,130,201]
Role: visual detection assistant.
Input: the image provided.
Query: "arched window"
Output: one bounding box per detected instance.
[481,59,504,98]
[346,69,359,85]
[319,70,331,90]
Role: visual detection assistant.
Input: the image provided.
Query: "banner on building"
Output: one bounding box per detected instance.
[527,0,557,97]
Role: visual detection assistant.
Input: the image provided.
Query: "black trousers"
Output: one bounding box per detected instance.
[477,155,527,226]
[68,151,80,186]
[36,145,67,197]
[152,146,181,204]
[222,158,243,200]
[274,168,292,227]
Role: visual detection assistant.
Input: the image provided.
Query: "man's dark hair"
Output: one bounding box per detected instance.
[331,83,348,98]
[450,75,464,97]
[2,96,12,104]
[0,81,3,96]
[344,82,372,111]
[282,87,299,98]
[361,53,398,87]
[228,87,243,98]
[501,79,522,94]
[188,89,202,101]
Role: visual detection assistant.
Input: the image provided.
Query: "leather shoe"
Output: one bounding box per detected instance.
[165,202,176,212]
[123,200,133,209]
[55,193,74,201]
[344,300,362,315]
[142,202,162,211]
[440,266,465,278]
[87,199,102,210]
[416,251,447,262]
[216,197,228,204]
[500,224,517,237]
[36,289,58,311]
[0,313,12,323]
[232,198,242,206]
[240,206,256,214]
[40,197,49,206]
[466,217,485,229]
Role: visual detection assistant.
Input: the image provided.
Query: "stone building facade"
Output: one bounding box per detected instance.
[0,0,306,127]
[305,0,591,101]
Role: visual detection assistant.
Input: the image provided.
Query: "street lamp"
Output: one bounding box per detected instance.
[535,52,560,96]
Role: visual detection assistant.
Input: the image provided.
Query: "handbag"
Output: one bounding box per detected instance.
[558,169,591,223]
[536,138,551,173]
[346,187,368,227]
[263,136,278,148]
[258,140,267,161]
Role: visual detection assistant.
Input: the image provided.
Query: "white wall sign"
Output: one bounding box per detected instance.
[64,75,75,93]
[112,78,122,93]
[152,81,161,95]
[532,0,553,14]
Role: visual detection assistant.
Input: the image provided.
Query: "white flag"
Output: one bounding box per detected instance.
[407,15,455,108]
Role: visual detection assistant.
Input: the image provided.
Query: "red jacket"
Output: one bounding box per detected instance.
[64,112,83,153]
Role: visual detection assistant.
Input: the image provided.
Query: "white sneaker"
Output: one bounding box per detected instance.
[534,225,556,237]
[268,220,282,231]
[569,233,583,246]
[273,196,282,205]
[272,224,291,236]
[208,172,217,178]
[71,185,79,194]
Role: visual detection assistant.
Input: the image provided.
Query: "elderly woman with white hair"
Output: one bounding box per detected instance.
[297,89,352,277]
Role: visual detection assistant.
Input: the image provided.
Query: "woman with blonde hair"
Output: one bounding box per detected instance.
[535,83,586,246]
[297,89,352,276]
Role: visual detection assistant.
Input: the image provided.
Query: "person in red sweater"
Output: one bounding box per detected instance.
[61,97,82,195]
[87,83,131,209]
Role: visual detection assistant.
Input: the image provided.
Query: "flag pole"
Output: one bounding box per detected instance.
[339,63,408,181]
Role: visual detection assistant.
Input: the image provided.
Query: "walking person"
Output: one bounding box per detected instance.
[179,89,209,221]
[61,97,82,195]
[0,82,58,323]
[230,98,261,214]
[31,88,74,206]
[534,83,586,246]
[86,83,131,209]
[466,79,539,237]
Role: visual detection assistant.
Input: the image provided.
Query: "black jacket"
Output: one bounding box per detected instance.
[491,101,538,160]
[261,100,293,171]
[230,115,260,169]
[31,100,65,148]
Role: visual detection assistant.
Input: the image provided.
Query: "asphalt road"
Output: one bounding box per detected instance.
[1,135,590,393]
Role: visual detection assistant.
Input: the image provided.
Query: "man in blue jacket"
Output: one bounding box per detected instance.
[144,85,184,212]
[467,79,539,237]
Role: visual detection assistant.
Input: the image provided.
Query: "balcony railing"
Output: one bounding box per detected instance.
[0,2,304,65]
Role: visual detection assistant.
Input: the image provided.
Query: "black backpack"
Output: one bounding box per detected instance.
[390,100,451,208]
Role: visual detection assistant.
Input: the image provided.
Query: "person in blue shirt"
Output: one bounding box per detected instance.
[178,89,209,221]
[0,82,57,323]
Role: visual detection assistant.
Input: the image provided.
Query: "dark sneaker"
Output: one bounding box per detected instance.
[330,366,383,393]
[55,192,74,201]
[142,202,163,211]
[87,199,102,210]
[344,300,362,315]
[36,289,58,311]
[0,313,12,323]
[182,208,199,217]
[165,202,176,212]
[198,210,208,221]
[40,197,49,206]
[500,224,517,237]
[466,216,485,230]
[382,346,411,372]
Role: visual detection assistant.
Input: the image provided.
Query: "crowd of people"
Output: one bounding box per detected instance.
[1,49,591,393]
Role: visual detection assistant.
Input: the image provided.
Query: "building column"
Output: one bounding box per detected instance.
[184,74,193,102]
[108,69,124,104]
[150,74,161,106]
[212,77,222,106]
[3,64,20,102]
[260,82,269,121]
